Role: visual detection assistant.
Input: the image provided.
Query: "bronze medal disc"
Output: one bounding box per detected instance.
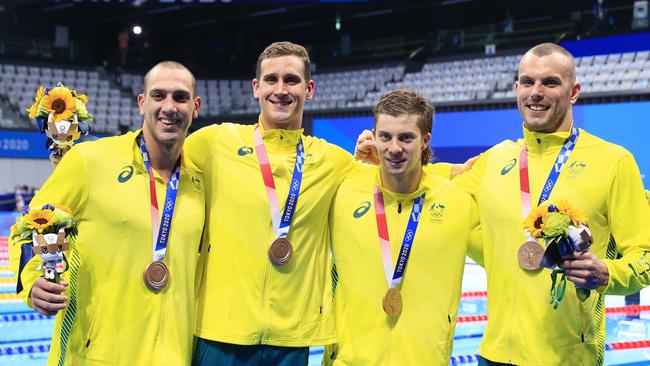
[269,238,293,265]
[382,288,403,317]
[144,261,169,291]
[517,241,544,271]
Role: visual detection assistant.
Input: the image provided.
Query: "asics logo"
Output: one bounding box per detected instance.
[238,146,253,156]
[501,158,517,175]
[353,201,371,218]
[118,166,134,183]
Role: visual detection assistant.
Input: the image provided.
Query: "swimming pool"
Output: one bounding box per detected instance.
[2,238,649,366]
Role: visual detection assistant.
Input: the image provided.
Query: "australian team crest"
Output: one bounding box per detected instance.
[567,161,587,176]
[429,202,446,222]
[192,175,202,193]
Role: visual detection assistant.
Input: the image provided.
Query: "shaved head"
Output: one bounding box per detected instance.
[144,61,196,97]
[520,43,576,83]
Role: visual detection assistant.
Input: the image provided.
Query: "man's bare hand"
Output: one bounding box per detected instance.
[562,251,609,290]
[451,155,479,178]
[30,278,68,316]
[354,129,379,165]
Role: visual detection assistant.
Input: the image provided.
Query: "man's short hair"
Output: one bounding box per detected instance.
[256,41,311,81]
[143,61,197,96]
[373,88,435,165]
[523,43,576,83]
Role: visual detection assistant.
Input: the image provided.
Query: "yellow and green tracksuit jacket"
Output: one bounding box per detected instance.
[327,165,481,365]
[9,130,205,365]
[453,125,650,365]
[185,121,359,346]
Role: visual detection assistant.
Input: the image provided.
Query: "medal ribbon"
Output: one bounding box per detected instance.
[253,125,305,239]
[373,186,425,289]
[140,139,181,262]
[520,126,580,217]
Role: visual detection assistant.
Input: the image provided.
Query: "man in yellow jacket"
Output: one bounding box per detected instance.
[186,42,467,365]
[9,61,205,365]
[186,41,358,366]
[452,43,650,365]
[327,89,481,365]
[356,43,650,365]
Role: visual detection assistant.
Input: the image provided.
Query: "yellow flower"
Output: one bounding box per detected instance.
[555,199,587,226]
[26,86,46,119]
[524,205,548,238]
[24,209,55,233]
[75,98,92,120]
[42,87,75,122]
[9,223,19,236]
[74,91,88,104]
[645,190,650,207]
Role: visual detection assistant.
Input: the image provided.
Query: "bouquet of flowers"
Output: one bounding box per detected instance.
[26,83,93,162]
[524,199,592,309]
[10,204,78,284]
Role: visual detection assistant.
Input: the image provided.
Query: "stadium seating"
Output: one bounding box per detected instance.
[119,50,649,116]
[577,50,650,93]
[119,65,405,115]
[307,65,405,110]
[0,64,141,133]
[0,107,13,128]
[1,49,649,132]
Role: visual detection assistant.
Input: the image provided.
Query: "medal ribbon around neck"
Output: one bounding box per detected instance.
[140,138,181,262]
[373,186,425,289]
[520,126,580,228]
[253,125,305,239]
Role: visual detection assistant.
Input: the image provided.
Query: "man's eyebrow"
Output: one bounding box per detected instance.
[149,88,191,94]
[542,76,562,82]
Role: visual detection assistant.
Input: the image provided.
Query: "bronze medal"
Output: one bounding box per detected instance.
[269,238,293,265]
[144,261,169,291]
[517,241,544,271]
[382,288,403,317]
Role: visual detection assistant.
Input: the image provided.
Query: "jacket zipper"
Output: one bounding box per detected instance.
[447,314,452,341]
[508,273,516,363]
[508,140,543,362]
[578,301,585,342]
[259,261,272,344]
[85,288,107,349]
[386,317,394,366]
[318,248,327,315]
[259,147,284,344]
[154,178,167,354]
[156,291,167,354]
[387,200,404,365]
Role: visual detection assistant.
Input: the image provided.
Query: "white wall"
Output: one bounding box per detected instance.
[0,158,53,193]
